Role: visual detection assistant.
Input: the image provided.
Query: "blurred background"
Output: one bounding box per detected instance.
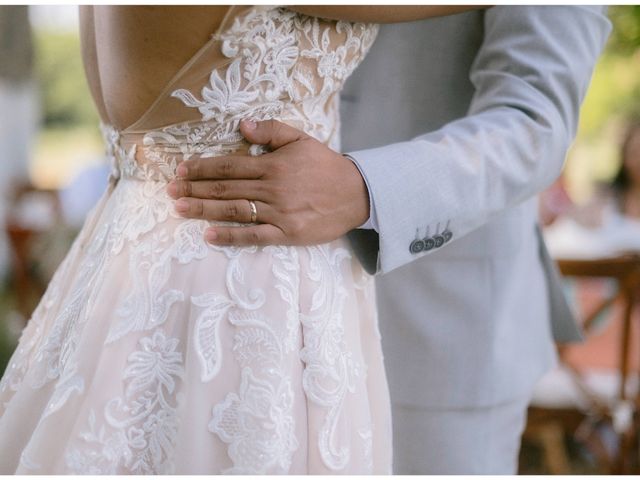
[0,4,638,474]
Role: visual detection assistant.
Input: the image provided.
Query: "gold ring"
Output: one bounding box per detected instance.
[248,200,258,223]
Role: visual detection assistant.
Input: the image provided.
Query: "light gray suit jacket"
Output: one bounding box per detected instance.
[341,6,611,408]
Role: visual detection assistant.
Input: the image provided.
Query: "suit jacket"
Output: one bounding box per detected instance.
[340,6,611,408]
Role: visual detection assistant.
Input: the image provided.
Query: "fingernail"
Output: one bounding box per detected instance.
[242,119,257,130]
[175,199,188,214]
[176,164,187,178]
[205,228,218,242]
[167,181,177,198]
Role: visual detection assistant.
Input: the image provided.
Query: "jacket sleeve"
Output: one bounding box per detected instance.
[347,6,611,274]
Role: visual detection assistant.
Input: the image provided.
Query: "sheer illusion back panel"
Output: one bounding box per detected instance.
[126,6,378,151]
[84,5,232,132]
[122,5,239,133]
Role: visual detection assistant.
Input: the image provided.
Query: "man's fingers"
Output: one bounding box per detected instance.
[168,179,268,201]
[177,155,264,181]
[240,119,308,150]
[174,198,275,223]
[205,223,287,246]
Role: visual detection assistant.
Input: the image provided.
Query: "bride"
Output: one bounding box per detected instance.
[0,5,481,474]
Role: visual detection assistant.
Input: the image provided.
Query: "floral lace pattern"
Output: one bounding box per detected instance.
[65,330,185,474]
[0,6,389,474]
[166,6,378,155]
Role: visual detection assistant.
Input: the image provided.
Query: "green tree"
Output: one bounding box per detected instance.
[34,31,99,128]
[607,5,640,55]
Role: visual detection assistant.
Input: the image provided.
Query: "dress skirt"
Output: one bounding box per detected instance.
[0,167,392,474]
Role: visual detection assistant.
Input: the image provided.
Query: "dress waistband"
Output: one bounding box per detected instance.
[100,123,256,183]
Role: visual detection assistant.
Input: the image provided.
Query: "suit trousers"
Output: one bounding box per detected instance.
[391,395,530,474]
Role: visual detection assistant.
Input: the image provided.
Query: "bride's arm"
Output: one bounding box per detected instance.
[289,5,489,23]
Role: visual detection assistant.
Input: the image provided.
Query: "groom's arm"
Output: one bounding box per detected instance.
[347,5,611,272]
[168,6,610,273]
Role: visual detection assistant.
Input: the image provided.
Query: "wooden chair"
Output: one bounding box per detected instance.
[522,255,640,474]
[4,182,62,323]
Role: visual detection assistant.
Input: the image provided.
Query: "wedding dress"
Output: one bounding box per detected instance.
[0,6,391,474]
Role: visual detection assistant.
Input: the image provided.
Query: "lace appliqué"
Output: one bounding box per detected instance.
[198,247,300,473]
[172,7,378,150]
[210,366,297,474]
[66,330,185,474]
[301,244,362,471]
[28,221,112,391]
[106,232,184,343]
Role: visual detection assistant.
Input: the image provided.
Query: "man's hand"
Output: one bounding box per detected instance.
[166,119,370,246]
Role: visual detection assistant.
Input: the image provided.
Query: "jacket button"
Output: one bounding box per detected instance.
[424,237,435,251]
[434,235,445,248]
[443,230,453,243]
[409,239,425,254]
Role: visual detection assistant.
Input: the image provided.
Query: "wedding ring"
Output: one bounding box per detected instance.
[248,200,258,223]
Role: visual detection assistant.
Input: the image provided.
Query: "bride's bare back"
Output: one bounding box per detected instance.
[80,6,229,131]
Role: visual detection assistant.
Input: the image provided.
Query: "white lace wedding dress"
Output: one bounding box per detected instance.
[0,6,391,474]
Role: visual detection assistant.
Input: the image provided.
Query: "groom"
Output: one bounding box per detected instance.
[169,6,611,474]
